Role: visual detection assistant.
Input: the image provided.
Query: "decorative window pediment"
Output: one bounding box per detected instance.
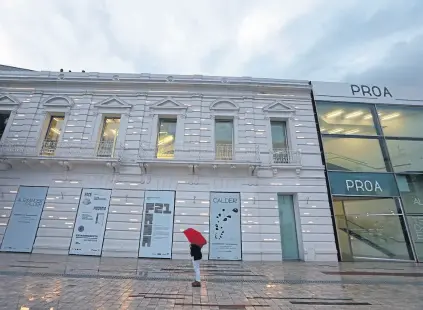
[209,98,239,117]
[263,101,295,118]
[42,95,74,112]
[0,93,20,110]
[94,96,132,109]
[210,98,239,111]
[148,97,187,116]
[149,97,187,110]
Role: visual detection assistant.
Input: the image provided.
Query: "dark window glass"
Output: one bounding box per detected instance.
[215,120,233,160]
[270,121,287,149]
[0,113,10,140]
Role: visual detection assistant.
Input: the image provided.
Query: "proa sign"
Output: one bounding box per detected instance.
[328,171,399,197]
[350,84,393,98]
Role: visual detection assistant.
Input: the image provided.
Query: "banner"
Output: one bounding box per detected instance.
[209,192,242,260]
[1,186,48,252]
[69,188,111,256]
[139,191,175,258]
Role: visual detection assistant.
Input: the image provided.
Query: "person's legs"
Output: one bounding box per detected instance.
[192,259,201,282]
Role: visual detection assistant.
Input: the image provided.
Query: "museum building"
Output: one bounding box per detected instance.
[0,70,337,261]
[312,81,423,262]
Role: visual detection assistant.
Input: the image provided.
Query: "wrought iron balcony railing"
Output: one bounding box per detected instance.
[271,148,301,165]
[0,139,121,159]
[0,140,301,166]
[138,143,260,163]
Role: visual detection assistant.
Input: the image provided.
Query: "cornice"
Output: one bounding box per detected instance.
[0,71,311,92]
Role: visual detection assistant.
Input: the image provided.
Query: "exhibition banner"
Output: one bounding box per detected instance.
[139,191,175,258]
[209,192,242,260]
[1,186,48,252]
[69,188,111,256]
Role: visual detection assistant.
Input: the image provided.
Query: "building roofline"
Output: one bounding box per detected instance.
[0,70,310,91]
[0,64,33,72]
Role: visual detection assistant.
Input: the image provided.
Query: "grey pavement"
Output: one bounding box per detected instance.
[0,254,423,309]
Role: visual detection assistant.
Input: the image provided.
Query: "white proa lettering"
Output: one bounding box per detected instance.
[355,180,364,191]
[364,180,373,191]
[345,180,354,191]
[374,181,382,192]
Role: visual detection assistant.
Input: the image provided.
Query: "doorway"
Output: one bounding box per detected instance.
[278,195,300,260]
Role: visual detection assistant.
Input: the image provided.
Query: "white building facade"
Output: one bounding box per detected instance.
[0,70,337,261]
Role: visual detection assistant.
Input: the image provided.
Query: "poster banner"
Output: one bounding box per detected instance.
[209,192,242,260]
[1,186,48,253]
[139,191,175,258]
[69,188,111,256]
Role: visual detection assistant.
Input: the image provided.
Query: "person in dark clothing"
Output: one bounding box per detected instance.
[190,243,202,287]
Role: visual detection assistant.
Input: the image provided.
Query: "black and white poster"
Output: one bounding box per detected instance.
[1,186,48,253]
[209,192,242,260]
[69,188,111,256]
[139,191,175,258]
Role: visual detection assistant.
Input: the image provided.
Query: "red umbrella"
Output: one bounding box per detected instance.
[183,228,207,247]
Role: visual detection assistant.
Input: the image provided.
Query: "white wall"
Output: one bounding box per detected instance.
[0,72,338,261]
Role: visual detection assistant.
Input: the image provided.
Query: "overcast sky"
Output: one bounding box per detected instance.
[1,0,422,85]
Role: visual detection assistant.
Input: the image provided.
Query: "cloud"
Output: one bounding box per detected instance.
[0,0,422,85]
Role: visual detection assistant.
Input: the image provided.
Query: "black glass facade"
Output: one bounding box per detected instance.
[316,101,423,262]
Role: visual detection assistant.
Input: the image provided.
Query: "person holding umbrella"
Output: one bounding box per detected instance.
[183,228,207,287]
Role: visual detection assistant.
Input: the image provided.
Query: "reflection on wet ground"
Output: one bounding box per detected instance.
[0,253,423,309]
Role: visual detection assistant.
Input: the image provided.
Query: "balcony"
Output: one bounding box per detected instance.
[138,143,260,165]
[0,139,122,163]
[271,148,301,165]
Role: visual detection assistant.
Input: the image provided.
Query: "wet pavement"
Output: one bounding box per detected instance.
[0,253,423,309]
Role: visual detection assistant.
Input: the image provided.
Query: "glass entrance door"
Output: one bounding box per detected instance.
[278,195,300,260]
[333,197,413,261]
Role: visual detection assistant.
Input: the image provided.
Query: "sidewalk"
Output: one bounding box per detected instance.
[0,253,422,309]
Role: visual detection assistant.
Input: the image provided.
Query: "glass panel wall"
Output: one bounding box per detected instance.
[315,100,418,262]
[215,119,233,160]
[386,140,423,173]
[98,117,120,157]
[316,102,378,136]
[397,174,423,260]
[156,119,177,159]
[377,106,423,138]
[322,137,387,172]
[41,116,65,156]
[333,197,412,261]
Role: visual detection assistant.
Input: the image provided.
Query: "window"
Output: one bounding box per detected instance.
[0,112,10,140]
[40,116,64,156]
[98,117,120,157]
[397,174,423,214]
[156,118,177,159]
[377,106,423,138]
[322,137,387,172]
[386,140,423,173]
[271,121,289,163]
[215,119,233,160]
[316,102,377,136]
[333,197,412,261]
[397,174,423,260]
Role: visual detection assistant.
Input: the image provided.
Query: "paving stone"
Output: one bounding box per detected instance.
[0,253,423,309]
